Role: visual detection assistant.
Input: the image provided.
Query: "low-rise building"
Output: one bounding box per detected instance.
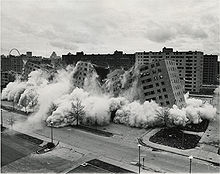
[62,50,135,71]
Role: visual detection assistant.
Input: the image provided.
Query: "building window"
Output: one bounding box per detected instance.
[152,70,156,74]
[156,83,159,87]
[159,75,163,79]
[164,94,168,98]
[166,101,170,105]
[162,88,166,92]
[157,89,161,93]
[161,82,165,85]
[159,96,162,99]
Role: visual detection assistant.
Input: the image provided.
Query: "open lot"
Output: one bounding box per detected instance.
[1,129,42,166]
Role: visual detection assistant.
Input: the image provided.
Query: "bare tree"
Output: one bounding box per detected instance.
[7,116,15,129]
[70,98,85,126]
[47,103,58,116]
[156,107,173,127]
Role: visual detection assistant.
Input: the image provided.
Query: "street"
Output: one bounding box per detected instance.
[1,109,220,173]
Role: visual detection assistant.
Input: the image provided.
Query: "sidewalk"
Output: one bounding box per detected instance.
[140,122,220,166]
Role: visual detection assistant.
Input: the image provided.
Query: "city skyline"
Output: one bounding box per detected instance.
[1,0,220,58]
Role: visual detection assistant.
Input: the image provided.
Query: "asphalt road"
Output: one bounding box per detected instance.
[2,109,220,173]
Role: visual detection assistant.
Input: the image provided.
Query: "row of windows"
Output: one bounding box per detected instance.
[168,66,176,71]
[144,88,167,96]
[160,101,170,106]
[141,78,152,83]
[144,90,155,96]
[156,81,165,86]
[143,84,154,90]
[174,90,183,96]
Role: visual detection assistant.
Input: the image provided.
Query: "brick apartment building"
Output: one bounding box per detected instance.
[138,59,185,108]
[203,54,218,85]
[62,50,135,71]
[102,59,185,108]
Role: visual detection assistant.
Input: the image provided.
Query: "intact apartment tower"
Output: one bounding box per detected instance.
[135,47,204,93]
[203,54,218,85]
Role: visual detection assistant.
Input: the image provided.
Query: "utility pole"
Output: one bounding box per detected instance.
[1,109,3,128]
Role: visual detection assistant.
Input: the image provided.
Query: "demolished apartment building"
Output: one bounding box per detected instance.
[103,59,186,108]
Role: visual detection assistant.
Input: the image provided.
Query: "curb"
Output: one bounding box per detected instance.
[138,138,220,166]
[71,125,113,137]
[1,104,30,116]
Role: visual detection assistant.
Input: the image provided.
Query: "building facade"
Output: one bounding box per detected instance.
[102,59,185,108]
[72,61,99,88]
[1,71,16,89]
[62,50,135,71]
[203,55,218,85]
[138,59,185,108]
[1,55,23,73]
[135,47,204,93]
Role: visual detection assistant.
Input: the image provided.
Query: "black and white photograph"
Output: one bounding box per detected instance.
[1,0,220,173]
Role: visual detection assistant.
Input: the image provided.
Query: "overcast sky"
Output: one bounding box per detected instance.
[1,0,220,57]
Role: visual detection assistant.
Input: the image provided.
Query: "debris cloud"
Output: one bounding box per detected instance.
[1,62,218,131]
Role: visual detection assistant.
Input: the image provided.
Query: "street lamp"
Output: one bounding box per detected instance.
[1,109,3,128]
[188,155,193,174]
[138,143,142,174]
[51,121,54,143]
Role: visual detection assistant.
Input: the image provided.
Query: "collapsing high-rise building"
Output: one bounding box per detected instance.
[102,59,186,108]
[138,59,185,108]
[135,47,204,93]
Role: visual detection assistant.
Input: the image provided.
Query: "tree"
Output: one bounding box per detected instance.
[7,116,15,129]
[156,107,173,127]
[47,103,58,116]
[70,98,85,126]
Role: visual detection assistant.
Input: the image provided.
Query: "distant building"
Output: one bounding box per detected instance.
[62,50,135,71]
[1,71,16,90]
[203,55,218,85]
[1,55,11,72]
[135,47,204,93]
[1,55,24,73]
[26,51,32,57]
